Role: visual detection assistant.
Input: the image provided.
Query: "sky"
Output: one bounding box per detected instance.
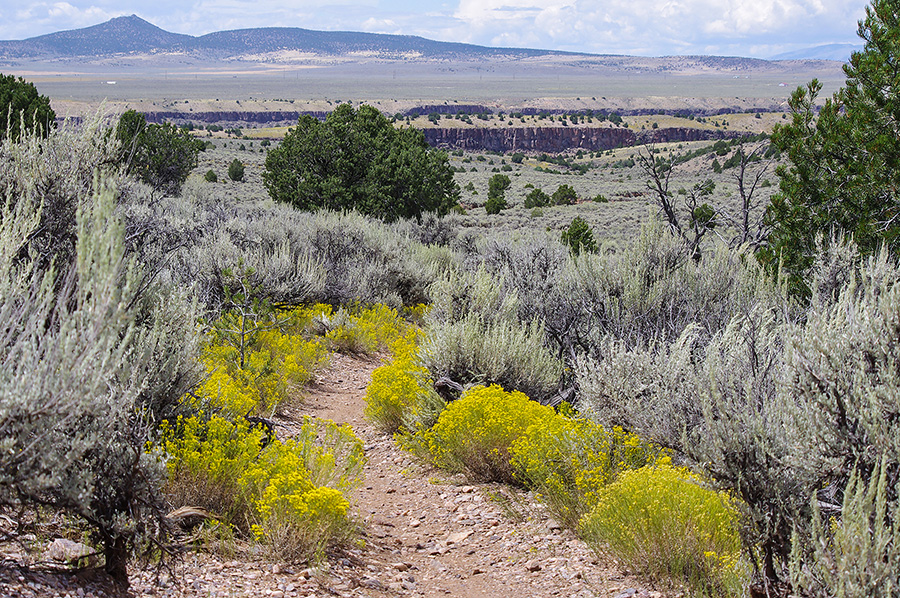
[0,0,870,58]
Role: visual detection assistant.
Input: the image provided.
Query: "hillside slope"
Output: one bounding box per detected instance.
[0,15,569,61]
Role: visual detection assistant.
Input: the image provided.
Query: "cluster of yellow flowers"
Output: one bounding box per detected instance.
[323,303,413,354]
[510,407,666,528]
[579,463,746,596]
[195,305,332,418]
[363,328,429,433]
[355,306,748,594]
[161,414,363,560]
[421,384,556,484]
[159,303,368,560]
[365,344,746,594]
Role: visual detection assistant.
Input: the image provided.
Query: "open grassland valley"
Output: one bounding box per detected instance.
[3,9,900,594]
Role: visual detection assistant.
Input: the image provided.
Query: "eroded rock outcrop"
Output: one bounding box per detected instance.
[143,110,326,126]
[422,126,743,152]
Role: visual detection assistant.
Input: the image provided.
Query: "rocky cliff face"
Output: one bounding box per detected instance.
[142,110,746,153]
[634,127,744,144]
[405,105,492,116]
[422,126,743,152]
[144,111,325,126]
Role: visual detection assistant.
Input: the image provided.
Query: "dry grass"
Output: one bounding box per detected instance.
[186,130,775,249]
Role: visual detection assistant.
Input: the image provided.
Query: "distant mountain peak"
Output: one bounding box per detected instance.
[0,16,566,61]
[771,43,862,61]
[3,13,195,57]
[0,15,845,68]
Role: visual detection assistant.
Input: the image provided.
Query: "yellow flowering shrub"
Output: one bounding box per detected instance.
[364,328,432,433]
[250,485,350,561]
[402,303,430,326]
[160,414,268,522]
[579,463,747,597]
[510,407,666,529]
[325,304,411,354]
[421,384,555,483]
[160,414,365,562]
[195,306,331,418]
[241,416,366,495]
[241,417,364,561]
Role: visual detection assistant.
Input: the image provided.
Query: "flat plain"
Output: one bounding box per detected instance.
[8,50,821,248]
[12,53,847,118]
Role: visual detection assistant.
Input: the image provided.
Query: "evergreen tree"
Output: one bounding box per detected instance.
[0,73,55,140]
[552,184,577,206]
[116,110,204,197]
[228,158,245,182]
[263,104,459,221]
[764,0,900,295]
[561,217,597,255]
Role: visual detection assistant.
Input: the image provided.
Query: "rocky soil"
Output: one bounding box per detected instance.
[0,353,675,598]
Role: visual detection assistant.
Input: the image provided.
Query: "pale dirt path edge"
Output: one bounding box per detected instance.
[289,352,672,598]
[0,351,674,598]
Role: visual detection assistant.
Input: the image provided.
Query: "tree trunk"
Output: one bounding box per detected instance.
[104,536,130,588]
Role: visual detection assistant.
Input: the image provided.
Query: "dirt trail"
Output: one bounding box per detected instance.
[285,353,666,598]
[1,353,670,598]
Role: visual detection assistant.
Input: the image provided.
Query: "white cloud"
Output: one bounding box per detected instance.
[448,0,866,55]
[1,2,119,38]
[361,17,402,33]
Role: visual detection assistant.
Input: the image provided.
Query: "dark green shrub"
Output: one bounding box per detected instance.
[488,173,511,197]
[228,158,244,182]
[0,73,55,140]
[205,169,218,182]
[263,104,459,221]
[117,110,204,196]
[552,184,577,205]
[561,217,597,255]
[524,188,550,208]
[485,173,511,214]
[484,194,507,214]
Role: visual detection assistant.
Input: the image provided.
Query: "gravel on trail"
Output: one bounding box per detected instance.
[0,353,672,598]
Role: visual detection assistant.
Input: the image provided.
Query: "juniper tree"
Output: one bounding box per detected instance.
[0,73,55,140]
[263,104,459,221]
[765,0,900,296]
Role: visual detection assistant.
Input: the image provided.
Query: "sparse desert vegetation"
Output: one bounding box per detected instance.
[1,2,900,597]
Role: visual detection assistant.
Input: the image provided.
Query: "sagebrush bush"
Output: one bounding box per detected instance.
[580,464,747,597]
[420,385,555,483]
[150,203,435,312]
[576,239,900,591]
[420,313,564,403]
[0,173,198,584]
[471,221,782,363]
[421,266,563,401]
[779,246,900,594]
[782,245,900,486]
[576,306,802,585]
[791,460,900,598]
[510,407,665,529]
[0,109,131,274]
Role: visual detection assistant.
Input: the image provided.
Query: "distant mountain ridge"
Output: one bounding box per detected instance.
[0,14,567,60]
[771,43,862,61]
